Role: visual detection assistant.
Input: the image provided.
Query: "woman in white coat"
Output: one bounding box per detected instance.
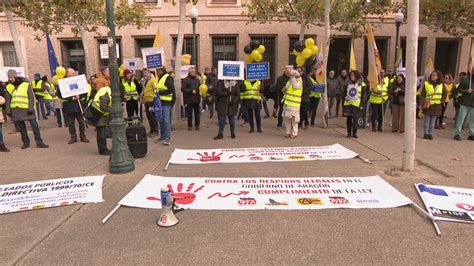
[283,70,303,138]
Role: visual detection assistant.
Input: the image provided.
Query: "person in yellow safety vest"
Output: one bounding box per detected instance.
[420,70,447,140]
[308,72,322,126]
[453,71,474,141]
[140,68,159,137]
[31,73,49,119]
[282,69,303,138]
[369,79,389,132]
[4,69,49,149]
[121,69,142,118]
[41,75,55,118]
[452,72,467,123]
[437,73,454,129]
[0,90,9,152]
[379,69,393,116]
[343,70,367,139]
[240,77,262,133]
[155,67,175,145]
[91,85,112,155]
[48,82,63,128]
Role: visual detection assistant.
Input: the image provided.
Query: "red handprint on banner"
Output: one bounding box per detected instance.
[187,152,223,162]
[146,183,205,205]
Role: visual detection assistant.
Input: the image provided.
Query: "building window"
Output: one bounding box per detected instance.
[434,39,460,76]
[250,36,276,83]
[135,0,158,3]
[211,36,237,69]
[288,35,317,67]
[172,36,199,67]
[61,40,87,75]
[0,42,19,67]
[97,39,122,69]
[364,38,389,75]
[207,0,239,6]
[328,38,351,75]
[400,38,425,74]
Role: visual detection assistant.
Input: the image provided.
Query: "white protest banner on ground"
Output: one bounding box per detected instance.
[180,65,195,79]
[218,61,244,80]
[123,58,144,71]
[169,144,358,165]
[99,44,120,59]
[118,175,411,210]
[57,74,89,98]
[415,183,474,223]
[142,47,165,70]
[0,67,26,81]
[0,175,104,214]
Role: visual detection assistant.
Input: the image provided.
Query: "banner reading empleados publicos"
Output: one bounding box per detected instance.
[0,176,104,214]
[119,175,411,210]
[169,144,358,165]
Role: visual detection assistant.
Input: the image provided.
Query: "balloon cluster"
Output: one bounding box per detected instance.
[293,38,319,66]
[244,40,266,63]
[119,64,125,77]
[181,54,191,65]
[52,66,66,85]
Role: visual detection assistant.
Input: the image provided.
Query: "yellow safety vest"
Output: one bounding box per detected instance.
[6,82,30,109]
[344,83,363,107]
[32,80,46,97]
[309,77,321,99]
[284,81,302,108]
[242,80,261,100]
[444,83,453,103]
[157,74,172,102]
[43,83,53,101]
[92,86,112,115]
[122,79,138,101]
[424,81,443,105]
[369,84,388,104]
[454,83,461,97]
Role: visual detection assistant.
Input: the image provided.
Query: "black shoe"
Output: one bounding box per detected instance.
[454,135,461,141]
[249,128,254,133]
[377,127,383,132]
[214,134,223,140]
[80,137,90,143]
[195,126,200,131]
[231,133,236,139]
[37,143,49,148]
[428,135,434,140]
[372,127,376,132]
[42,116,48,120]
[468,136,474,141]
[347,134,351,138]
[0,144,10,152]
[352,133,358,139]
[257,129,263,133]
[100,150,111,155]
[188,127,192,131]
[68,138,77,144]
[423,134,429,139]
[21,143,30,149]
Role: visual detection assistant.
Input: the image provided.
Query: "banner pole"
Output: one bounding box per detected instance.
[101,205,121,224]
[357,155,372,164]
[164,158,171,172]
[410,202,441,236]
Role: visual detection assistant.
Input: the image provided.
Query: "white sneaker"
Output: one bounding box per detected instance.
[163,140,170,145]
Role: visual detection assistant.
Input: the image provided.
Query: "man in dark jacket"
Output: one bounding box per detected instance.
[156,67,175,145]
[275,66,291,128]
[205,67,218,119]
[453,72,473,141]
[214,80,240,139]
[336,69,349,117]
[327,70,338,117]
[182,67,201,130]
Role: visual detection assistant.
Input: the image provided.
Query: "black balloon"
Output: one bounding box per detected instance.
[250,40,260,50]
[294,41,304,52]
[244,45,252,54]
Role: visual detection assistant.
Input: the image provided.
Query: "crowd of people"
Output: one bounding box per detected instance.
[0,62,472,154]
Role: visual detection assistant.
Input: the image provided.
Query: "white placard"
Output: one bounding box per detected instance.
[57,74,89,98]
[218,60,244,80]
[99,44,119,59]
[180,65,195,79]
[142,47,165,70]
[124,58,144,71]
[118,175,412,210]
[415,183,474,223]
[0,175,104,214]
[0,67,26,81]
[169,144,358,165]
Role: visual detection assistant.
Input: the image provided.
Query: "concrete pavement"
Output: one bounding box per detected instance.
[0,105,472,265]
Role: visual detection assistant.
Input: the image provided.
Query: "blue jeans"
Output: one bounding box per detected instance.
[36,97,46,118]
[424,114,436,135]
[160,105,171,141]
[0,123,4,145]
[55,109,62,126]
[218,115,235,135]
[45,101,53,116]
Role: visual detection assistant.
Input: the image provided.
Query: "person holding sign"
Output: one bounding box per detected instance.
[182,67,201,131]
[121,69,142,118]
[91,83,112,155]
[214,80,240,139]
[282,70,303,138]
[5,69,49,149]
[343,70,367,139]
[156,67,175,145]
[240,77,263,133]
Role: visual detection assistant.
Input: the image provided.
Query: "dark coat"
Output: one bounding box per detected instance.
[96,91,111,127]
[5,78,36,121]
[456,76,473,107]
[421,81,447,116]
[390,81,405,105]
[181,75,201,105]
[240,81,262,109]
[273,74,290,103]
[215,80,240,116]
[327,77,338,97]
[301,74,311,103]
[336,75,349,97]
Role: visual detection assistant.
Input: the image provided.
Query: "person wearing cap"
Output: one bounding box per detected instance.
[120,69,142,118]
[31,73,49,119]
[5,69,49,149]
[155,66,175,145]
[182,67,201,131]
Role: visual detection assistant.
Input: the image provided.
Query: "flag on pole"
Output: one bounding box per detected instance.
[367,24,381,89]
[316,44,326,84]
[46,32,59,77]
[424,57,434,79]
[395,47,403,69]
[350,41,357,71]
[153,26,162,47]
[468,41,474,73]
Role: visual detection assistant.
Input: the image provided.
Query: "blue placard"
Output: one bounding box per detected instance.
[246,62,270,80]
[311,84,325,93]
[223,64,240,77]
[146,54,163,69]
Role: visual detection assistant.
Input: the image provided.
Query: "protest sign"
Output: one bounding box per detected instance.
[57,74,89,98]
[118,175,411,210]
[168,144,358,165]
[0,67,26,81]
[180,65,195,79]
[311,83,325,93]
[0,175,104,214]
[142,47,165,69]
[415,183,474,223]
[246,62,270,80]
[99,44,120,59]
[218,61,244,80]
[123,58,144,71]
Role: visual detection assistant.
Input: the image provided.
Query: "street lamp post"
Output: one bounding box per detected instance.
[394,10,404,70]
[105,0,135,174]
[189,5,199,68]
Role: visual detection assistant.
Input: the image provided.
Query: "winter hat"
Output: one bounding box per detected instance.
[123,69,132,76]
[34,73,41,80]
[7,69,18,78]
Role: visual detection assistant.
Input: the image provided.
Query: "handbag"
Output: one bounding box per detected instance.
[83,105,103,126]
[421,100,430,110]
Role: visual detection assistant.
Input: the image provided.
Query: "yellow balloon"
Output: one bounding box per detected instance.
[181,54,192,65]
[305,38,315,48]
[251,49,261,61]
[255,53,263,62]
[302,48,312,59]
[119,68,124,77]
[296,55,305,66]
[244,54,253,64]
[310,45,319,55]
[257,45,266,54]
[52,75,60,85]
[293,49,301,56]
[199,84,208,96]
[56,66,66,78]
[119,64,125,70]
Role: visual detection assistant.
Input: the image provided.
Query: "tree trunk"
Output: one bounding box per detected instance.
[298,19,306,41]
[402,0,419,171]
[4,6,27,76]
[319,0,331,128]
[173,0,186,123]
[79,26,93,77]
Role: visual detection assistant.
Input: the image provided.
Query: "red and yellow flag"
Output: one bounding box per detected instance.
[350,41,357,71]
[367,24,382,89]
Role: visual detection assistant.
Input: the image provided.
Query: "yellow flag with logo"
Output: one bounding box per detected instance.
[367,24,381,89]
[350,41,357,71]
[153,26,162,47]
[424,57,434,79]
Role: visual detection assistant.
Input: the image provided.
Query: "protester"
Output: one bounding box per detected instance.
[298,67,311,129]
[141,68,159,137]
[327,70,338,118]
[121,69,142,118]
[41,75,54,117]
[436,73,453,129]
[91,81,112,155]
[5,69,49,149]
[241,77,263,133]
[182,67,201,131]
[201,67,210,111]
[336,69,349,117]
[390,74,405,133]
[156,66,175,145]
[344,70,366,138]
[453,71,473,141]
[308,70,322,126]
[421,70,447,140]
[31,73,48,119]
[275,67,291,129]
[205,67,218,119]
[283,69,302,138]
[0,88,9,152]
[369,73,389,132]
[214,80,240,139]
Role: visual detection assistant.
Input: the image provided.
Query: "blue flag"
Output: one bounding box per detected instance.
[418,184,448,197]
[46,32,59,77]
